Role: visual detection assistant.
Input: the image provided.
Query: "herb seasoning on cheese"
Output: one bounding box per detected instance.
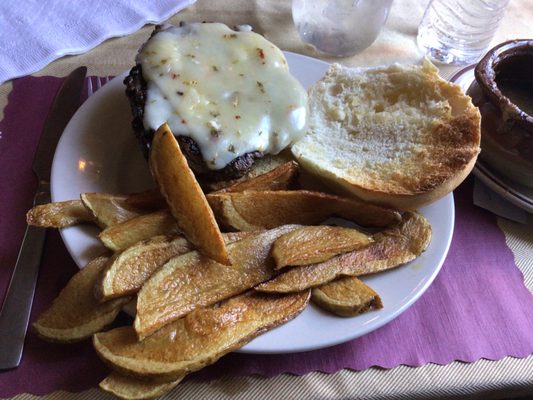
[138,23,309,170]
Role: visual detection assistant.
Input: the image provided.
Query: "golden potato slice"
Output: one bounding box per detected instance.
[26,200,94,228]
[96,235,193,302]
[97,231,253,301]
[33,256,130,343]
[272,225,373,269]
[94,290,310,382]
[99,209,180,252]
[149,123,229,265]
[256,212,431,293]
[81,191,165,228]
[216,161,299,193]
[311,276,383,317]
[135,225,300,340]
[207,190,401,231]
[82,192,138,228]
[202,151,294,192]
[99,372,184,400]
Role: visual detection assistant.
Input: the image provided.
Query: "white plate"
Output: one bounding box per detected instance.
[450,66,533,214]
[50,52,454,354]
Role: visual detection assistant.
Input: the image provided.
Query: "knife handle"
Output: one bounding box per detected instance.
[0,190,50,370]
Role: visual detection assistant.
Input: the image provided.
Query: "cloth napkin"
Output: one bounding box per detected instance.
[0,0,195,85]
[1,76,533,397]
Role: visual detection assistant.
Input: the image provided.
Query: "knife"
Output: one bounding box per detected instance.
[0,67,87,370]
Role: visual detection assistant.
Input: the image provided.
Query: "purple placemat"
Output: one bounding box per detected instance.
[1,76,533,397]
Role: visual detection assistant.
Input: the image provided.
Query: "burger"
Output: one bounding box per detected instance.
[124,22,309,183]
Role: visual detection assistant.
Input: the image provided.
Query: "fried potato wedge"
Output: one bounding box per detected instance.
[216,161,299,193]
[97,231,252,301]
[26,200,94,228]
[272,225,373,269]
[150,124,229,265]
[94,290,310,382]
[32,256,130,343]
[99,372,184,400]
[256,212,431,293]
[202,151,294,192]
[135,225,300,340]
[97,235,193,302]
[311,276,383,317]
[99,209,180,252]
[207,190,401,231]
[82,192,140,228]
[81,191,165,228]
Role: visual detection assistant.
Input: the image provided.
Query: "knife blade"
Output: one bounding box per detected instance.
[0,66,87,370]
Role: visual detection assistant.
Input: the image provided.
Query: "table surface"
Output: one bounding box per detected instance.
[1,1,532,399]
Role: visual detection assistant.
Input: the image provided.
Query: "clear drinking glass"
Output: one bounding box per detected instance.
[417,0,510,65]
[292,0,394,57]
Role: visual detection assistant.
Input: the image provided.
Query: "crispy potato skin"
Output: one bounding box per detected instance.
[96,235,194,301]
[33,256,130,343]
[97,232,252,301]
[311,276,383,317]
[134,225,301,340]
[94,290,310,382]
[26,190,166,230]
[99,372,184,400]
[99,209,180,252]
[272,225,373,269]
[26,200,94,228]
[256,212,431,293]
[207,190,401,231]
[150,124,230,265]
[81,191,165,229]
[216,161,300,193]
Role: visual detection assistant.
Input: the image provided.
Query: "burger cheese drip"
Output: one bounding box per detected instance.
[138,23,309,170]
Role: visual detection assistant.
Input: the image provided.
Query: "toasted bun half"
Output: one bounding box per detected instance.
[292,61,481,210]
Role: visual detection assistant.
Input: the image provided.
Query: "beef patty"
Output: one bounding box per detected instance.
[123,64,263,181]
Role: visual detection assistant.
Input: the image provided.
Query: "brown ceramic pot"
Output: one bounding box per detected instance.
[469,39,533,187]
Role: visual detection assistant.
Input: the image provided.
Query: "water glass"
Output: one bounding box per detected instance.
[292,0,394,57]
[417,0,510,65]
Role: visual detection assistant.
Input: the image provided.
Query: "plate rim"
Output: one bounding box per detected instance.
[50,51,454,354]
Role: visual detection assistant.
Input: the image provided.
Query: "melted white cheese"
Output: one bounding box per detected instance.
[138,23,309,170]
